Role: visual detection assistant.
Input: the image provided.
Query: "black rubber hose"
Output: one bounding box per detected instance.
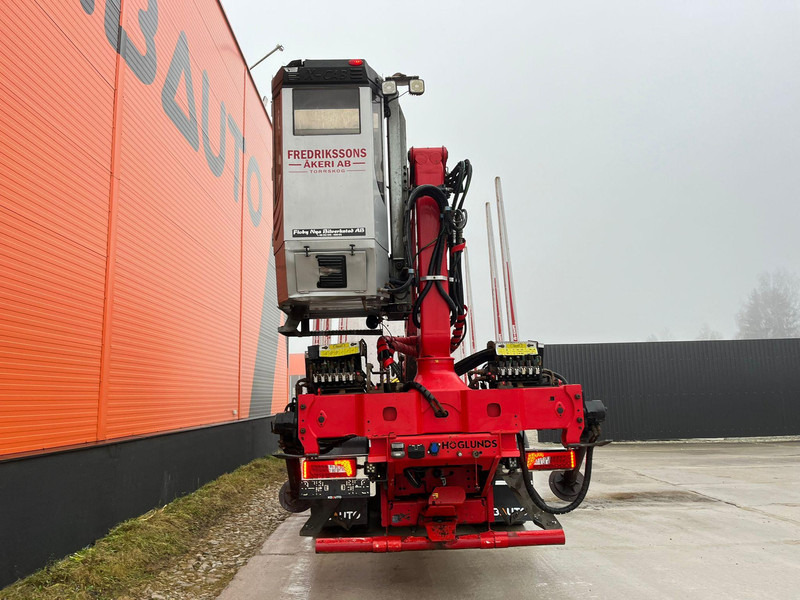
[412,218,456,327]
[411,277,434,328]
[387,274,413,295]
[454,348,495,376]
[457,161,472,210]
[516,433,593,515]
[404,381,449,417]
[428,225,458,319]
[405,185,451,328]
[411,233,440,326]
[436,280,459,323]
[403,185,449,269]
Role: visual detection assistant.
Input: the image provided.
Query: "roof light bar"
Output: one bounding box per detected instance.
[383,73,425,96]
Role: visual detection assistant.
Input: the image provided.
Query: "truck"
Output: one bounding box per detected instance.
[270,59,606,552]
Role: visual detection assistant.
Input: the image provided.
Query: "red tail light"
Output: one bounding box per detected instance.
[526,450,576,471]
[348,59,364,66]
[302,458,357,479]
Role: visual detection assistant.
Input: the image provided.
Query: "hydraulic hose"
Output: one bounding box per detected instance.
[516,433,593,515]
[403,184,449,269]
[386,274,414,294]
[402,168,471,331]
[404,381,448,418]
[405,185,452,327]
[454,348,494,376]
[390,184,450,299]
[454,351,572,382]
[543,369,570,385]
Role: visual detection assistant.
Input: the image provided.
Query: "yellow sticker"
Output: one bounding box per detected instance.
[496,342,538,356]
[319,343,360,358]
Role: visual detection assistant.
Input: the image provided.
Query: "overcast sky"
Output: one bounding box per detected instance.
[223,0,800,345]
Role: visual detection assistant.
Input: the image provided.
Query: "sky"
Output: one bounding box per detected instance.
[222,0,800,345]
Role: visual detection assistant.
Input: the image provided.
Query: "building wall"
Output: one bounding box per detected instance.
[0,0,284,460]
[0,417,280,588]
[0,0,286,586]
[546,339,800,441]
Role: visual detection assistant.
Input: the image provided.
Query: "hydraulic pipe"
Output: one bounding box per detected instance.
[485,203,504,341]
[312,319,321,346]
[495,177,519,341]
[321,318,331,346]
[463,246,478,355]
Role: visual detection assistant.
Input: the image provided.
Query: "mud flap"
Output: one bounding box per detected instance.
[499,471,561,530]
[327,498,369,530]
[493,481,530,525]
[300,499,342,537]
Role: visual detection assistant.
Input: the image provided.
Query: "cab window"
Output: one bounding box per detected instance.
[293,88,360,136]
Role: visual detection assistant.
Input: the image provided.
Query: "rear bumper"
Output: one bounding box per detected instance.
[315,529,565,553]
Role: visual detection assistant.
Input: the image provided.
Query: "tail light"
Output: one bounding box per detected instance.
[302,458,357,479]
[526,449,576,471]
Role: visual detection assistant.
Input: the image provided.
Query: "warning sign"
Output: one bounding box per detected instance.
[496,342,538,356]
[320,343,361,358]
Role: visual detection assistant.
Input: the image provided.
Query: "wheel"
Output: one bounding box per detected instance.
[279,480,311,513]
[549,470,584,502]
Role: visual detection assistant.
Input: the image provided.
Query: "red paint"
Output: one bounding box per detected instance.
[316,529,566,553]
[296,384,585,454]
[291,150,587,550]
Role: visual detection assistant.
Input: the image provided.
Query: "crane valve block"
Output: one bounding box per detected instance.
[470,340,545,387]
[305,341,368,394]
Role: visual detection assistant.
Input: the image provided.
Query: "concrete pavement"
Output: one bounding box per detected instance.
[218,440,800,600]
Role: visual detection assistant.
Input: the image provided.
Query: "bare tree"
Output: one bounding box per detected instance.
[697,323,722,340]
[645,328,674,342]
[735,270,800,339]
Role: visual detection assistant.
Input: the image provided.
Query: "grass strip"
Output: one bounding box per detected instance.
[1,457,287,600]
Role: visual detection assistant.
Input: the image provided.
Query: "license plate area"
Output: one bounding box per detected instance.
[299,478,371,499]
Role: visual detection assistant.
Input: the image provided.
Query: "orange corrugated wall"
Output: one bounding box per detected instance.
[0,0,286,457]
[282,352,306,414]
[288,353,306,380]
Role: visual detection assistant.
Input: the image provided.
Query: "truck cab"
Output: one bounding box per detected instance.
[272,60,390,321]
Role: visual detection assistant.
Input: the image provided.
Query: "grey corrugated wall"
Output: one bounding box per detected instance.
[544,339,800,441]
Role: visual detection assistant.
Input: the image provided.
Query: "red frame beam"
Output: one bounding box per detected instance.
[296,384,585,455]
[316,529,566,553]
